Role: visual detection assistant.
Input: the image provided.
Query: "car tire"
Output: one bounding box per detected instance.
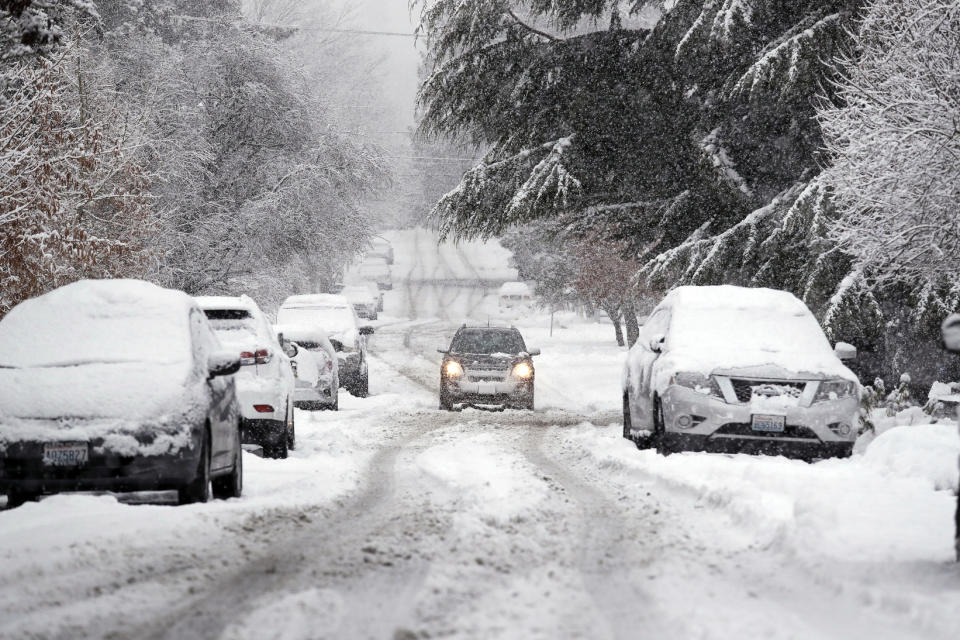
[622,392,633,440]
[354,373,369,398]
[653,397,674,456]
[267,419,289,460]
[180,429,211,504]
[212,436,243,500]
[439,394,453,411]
[287,405,296,451]
[5,488,39,509]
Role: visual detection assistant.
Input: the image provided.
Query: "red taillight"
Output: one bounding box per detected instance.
[240,348,272,365]
[326,360,333,371]
[253,404,274,413]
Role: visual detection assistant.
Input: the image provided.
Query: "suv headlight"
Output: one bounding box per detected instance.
[512,362,533,379]
[443,360,464,378]
[670,372,723,399]
[814,379,857,403]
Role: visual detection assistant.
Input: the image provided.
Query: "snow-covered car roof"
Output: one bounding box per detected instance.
[498,281,531,296]
[281,293,350,308]
[0,279,197,369]
[274,323,330,345]
[340,286,377,304]
[655,285,855,379]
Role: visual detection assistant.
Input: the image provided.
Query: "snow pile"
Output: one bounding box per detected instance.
[562,423,957,562]
[861,424,959,491]
[220,588,343,640]
[654,285,856,381]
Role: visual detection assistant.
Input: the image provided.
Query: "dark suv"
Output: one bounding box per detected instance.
[438,326,540,411]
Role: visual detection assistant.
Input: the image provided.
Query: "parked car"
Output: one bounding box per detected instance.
[368,236,394,265]
[622,285,860,460]
[438,326,540,411]
[358,258,393,291]
[277,294,374,397]
[196,295,296,459]
[940,313,960,561]
[341,285,380,320]
[0,280,243,507]
[498,281,533,309]
[275,323,339,411]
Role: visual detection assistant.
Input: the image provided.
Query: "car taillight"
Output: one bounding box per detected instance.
[240,348,272,365]
[253,404,274,413]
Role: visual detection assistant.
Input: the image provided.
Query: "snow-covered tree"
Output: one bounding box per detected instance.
[819,0,960,285]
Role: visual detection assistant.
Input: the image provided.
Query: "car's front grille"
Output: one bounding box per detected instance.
[713,423,820,440]
[730,379,806,403]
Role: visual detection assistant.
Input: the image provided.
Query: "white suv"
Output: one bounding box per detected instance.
[196,295,296,459]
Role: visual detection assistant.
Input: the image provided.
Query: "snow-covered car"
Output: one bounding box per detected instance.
[939,313,960,561]
[358,258,393,291]
[0,280,243,507]
[498,281,533,309]
[277,294,374,397]
[275,324,339,411]
[622,286,860,459]
[368,236,394,265]
[341,285,380,320]
[438,326,540,411]
[196,295,296,459]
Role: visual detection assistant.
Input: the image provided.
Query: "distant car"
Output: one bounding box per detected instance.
[0,280,243,507]
[341,285,379,320]
[438,326,540,411]
[368,236,394,265]
[358,258,393,291]
[196,295,296,459]
[275,323,339,411]
[622,285,860,460]
[277,294,374,397]
[498,281,533,309]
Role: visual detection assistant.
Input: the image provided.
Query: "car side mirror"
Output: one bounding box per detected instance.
[283,341,298,358]
[527,347,541,356]
[834,342,857,361]
[942,314,960,353]
[649,333,666,353]
[437,348,448,354]
[359,326,375,336]
[208,351,241,378]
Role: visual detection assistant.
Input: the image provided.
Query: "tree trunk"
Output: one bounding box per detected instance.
[603,303,625,346]
[623,300,640,347]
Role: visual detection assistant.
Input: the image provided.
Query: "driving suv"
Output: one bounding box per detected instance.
[438,326,540,410]
[622,286,860,459]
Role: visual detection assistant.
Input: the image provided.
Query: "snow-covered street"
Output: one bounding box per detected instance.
[1,230,959,640]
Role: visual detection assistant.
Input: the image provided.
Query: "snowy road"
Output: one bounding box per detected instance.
[2,229,959,639]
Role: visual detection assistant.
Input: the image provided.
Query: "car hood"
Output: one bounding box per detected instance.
[0,362,199,421]
[656,350,858,383]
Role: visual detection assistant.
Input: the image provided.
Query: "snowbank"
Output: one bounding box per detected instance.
[861,424,959,491]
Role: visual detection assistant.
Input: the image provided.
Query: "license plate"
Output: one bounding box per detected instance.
[42,442,89,467]
[751,414,786,433]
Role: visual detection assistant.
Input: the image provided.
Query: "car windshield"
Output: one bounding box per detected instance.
[450,329,526,355]
[278,305,355,334]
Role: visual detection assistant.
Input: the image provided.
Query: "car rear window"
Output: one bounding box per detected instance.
[450,329,526,355]
[202,309,259,344]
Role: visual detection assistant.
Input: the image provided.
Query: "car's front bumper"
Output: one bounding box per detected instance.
[0,434,202,494]
[442,377,533,406]
[658,385,858,455]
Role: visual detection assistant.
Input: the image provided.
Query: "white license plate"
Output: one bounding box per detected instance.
[43,443,89,467]
[476,381,499,395]
[751,414,786,433]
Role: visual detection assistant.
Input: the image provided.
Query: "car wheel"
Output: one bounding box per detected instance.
[5,488,39,509]
[622,392,632,440]
[653,397,674,456]
[523,391,535,411]
[354,373,369,398]
[212,436,243,499]
[267,418,289,460]
[287,405,296,451]
[439,393,453,411]
[180,429,211,504]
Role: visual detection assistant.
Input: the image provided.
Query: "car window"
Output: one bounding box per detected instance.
[644,309,670,340]
[450,329,527,354]
[277,305,356,333]
[202,309,259,344]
